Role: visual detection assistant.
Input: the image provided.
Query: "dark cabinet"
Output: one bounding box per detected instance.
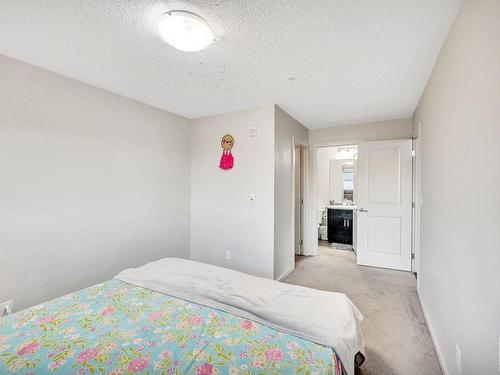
[327,208,353,244]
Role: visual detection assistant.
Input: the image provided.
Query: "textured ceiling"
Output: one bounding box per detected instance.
[0,0,461,128]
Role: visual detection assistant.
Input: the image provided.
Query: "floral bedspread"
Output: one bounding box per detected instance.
[0,279,343,374]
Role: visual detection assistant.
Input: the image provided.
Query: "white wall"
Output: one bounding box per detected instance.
[0,55,191,310]
[190,106,275,279]
[309,118,412,144]
[413,1,500,373]
[274,106,308,280]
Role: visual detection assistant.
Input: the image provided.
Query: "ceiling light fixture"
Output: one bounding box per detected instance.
[158,10,214,52]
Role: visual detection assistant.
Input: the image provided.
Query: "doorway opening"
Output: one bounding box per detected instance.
[309,139,415,273]
[316,145,358,255]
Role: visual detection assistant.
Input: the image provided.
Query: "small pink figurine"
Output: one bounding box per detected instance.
[219,134,234,170]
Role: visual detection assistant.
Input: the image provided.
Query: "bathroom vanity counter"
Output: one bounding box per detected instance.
[326,205,357,211]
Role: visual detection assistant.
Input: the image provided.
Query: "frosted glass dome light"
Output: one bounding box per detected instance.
[158,11,214,52]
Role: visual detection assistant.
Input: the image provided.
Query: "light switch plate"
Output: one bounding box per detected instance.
[225,250,232,260]
[249,194,256,202]
[249,126,257,137]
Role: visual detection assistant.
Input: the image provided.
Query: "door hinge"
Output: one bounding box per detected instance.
[411,253,415,260]
[411,150,416,157]
[300,240,304,245]
[412,202,415,208]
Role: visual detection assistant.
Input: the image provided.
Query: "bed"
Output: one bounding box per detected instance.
[0,258,364,374]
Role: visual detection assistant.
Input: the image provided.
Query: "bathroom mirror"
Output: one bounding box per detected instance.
[329,160,355,204]
[318,145,357,208]
[342,163,354,202]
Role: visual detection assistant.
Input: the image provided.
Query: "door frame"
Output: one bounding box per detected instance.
[291,137,309,264]
[413,123,422,277]
[293,145,304,254]
[310,139,364,256]
[309,138,418,274]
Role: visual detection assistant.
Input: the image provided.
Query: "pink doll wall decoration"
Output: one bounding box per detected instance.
[219,134,234,170]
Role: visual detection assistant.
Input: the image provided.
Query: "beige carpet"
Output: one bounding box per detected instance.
[283,245,442,375]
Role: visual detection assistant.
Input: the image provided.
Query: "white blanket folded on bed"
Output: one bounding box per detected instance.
[115,258,365,375]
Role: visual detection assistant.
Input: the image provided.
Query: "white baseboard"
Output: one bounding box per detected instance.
[417,288,449,375]
[277,266,294,281]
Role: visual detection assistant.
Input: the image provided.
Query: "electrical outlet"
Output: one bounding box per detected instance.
[455,344,461,374]
[0,300,13,317]
[225,250,232,260]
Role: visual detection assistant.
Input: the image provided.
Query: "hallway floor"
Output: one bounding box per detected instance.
[283,244,442,375]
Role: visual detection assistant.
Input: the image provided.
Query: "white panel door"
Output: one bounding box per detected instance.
[356,140,412,271]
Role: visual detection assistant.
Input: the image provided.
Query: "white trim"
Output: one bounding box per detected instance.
[312,139,365,149]
[413,122,422,278]
[277,267,294,281]
[417,288,449,375]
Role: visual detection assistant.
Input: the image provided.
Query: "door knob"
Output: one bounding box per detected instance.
[359,208,368,213]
